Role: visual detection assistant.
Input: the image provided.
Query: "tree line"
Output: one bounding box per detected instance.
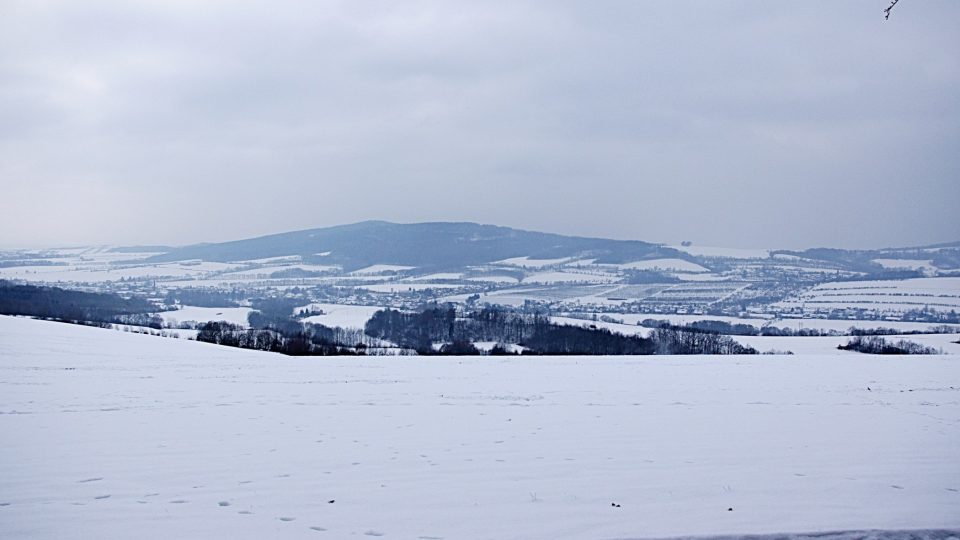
[364,307,757,355]
[0,281,162,327]
[838,336,940,355]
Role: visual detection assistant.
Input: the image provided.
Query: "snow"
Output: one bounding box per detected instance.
[407,272,464,281]
[737,333,960,356]
[221,264,339,277]
[873,259,940,274]
[766,318,960,334]
[2,315,959,539]
[470,341,526,354]
[0,262,233,283]
[166,261,241,272]
[297,303,386,329]
[616,258,709,273]
[236,256,303,264]
[674,273,731,281]
[359,283,461,293]
[465,275,520,284]
[549,316,651,337]
[777,277,960,313]
[588,313,960,336]
[609,313,773,327]
[156,306,254,327]
[523,271,616,284]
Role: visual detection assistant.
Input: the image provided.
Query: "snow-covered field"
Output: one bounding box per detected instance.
[523,271,617,284]
[0,261,236,283]
[2,315,959,539]
[873,259,941,274]
[615,258,710,273]
[155,306,254,328]
[776,278,960,313]
[737,333,960,355]
[297,303,386,329]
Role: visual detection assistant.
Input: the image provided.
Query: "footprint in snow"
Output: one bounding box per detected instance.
[238,510,253,515]
[891,485,904,489]
[78,477,103,483]
[218,501,231,507]
[309,526,327,532]
[0,503,11,507]
[364,531,385,537]
[169,499,189,504]
[278,517,296,522]
[94,495,111,500]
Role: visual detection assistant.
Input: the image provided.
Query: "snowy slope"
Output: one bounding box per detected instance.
[297,303,386,329]
[1,315,959,540]
[155,306,254,327]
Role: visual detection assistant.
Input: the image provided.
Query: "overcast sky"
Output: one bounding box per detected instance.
[1,1,958,250]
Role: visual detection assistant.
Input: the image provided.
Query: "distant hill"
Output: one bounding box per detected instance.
[139,221,685,271]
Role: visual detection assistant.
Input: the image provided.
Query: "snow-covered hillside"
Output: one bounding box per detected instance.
[1,315,958,539]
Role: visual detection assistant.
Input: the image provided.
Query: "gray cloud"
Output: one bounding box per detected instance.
[1,0,958,249]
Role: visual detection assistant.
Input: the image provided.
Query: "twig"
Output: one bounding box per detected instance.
[883,0,900,20]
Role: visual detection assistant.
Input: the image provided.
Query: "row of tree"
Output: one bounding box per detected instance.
[364,307,757,355]
[196,321,362,355]
[838,336,939,355]
[0,281,161,327]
